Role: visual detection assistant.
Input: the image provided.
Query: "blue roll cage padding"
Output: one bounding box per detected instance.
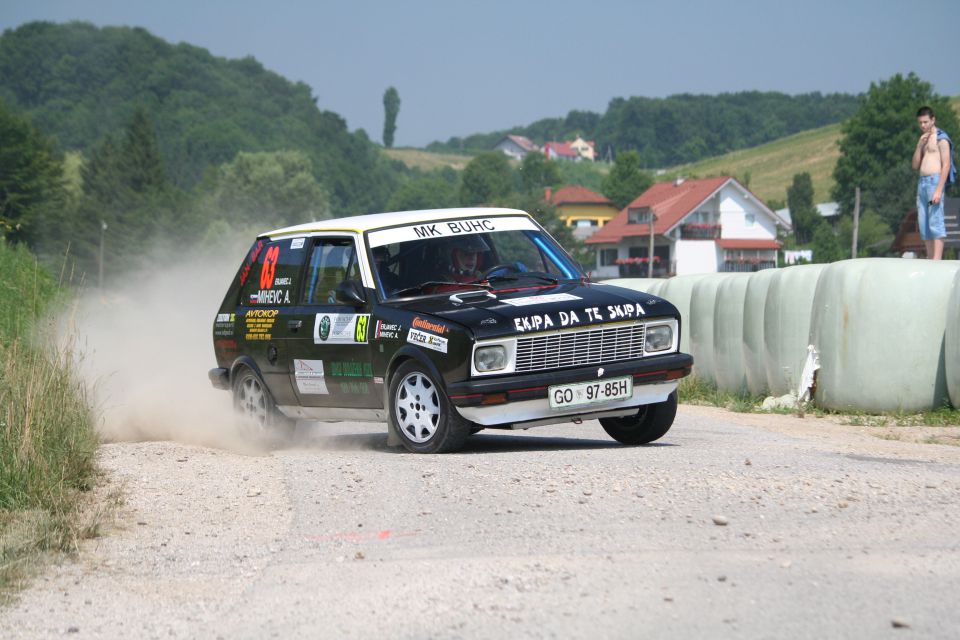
[531,233,576,279]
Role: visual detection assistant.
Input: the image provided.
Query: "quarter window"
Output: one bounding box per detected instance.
[238,237,308,306]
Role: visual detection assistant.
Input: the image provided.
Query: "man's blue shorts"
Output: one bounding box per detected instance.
[917,174,947,240]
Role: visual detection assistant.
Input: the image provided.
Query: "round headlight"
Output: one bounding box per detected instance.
[645,325,673,352]
[475,345,507,372]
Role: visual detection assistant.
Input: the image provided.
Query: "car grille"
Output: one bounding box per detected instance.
[514,322,646,373]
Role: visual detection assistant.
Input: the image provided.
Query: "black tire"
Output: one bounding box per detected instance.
[599,391,677,445]
[232,366,295,444]
[388,360,471,453]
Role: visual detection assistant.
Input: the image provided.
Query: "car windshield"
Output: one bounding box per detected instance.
[367,215,581,299]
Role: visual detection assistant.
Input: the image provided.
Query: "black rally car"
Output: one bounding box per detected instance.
[209,207,693,453]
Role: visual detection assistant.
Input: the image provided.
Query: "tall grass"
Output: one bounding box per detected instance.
[0,240,100,595]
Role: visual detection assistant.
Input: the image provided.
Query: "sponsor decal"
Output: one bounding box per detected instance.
[368,216,538,247]
[355,315,369,343]
[291,237,305,250]
[214,338,238,350]
[259,245,280,289]
[244,308,278,340]
[480,318,498,325]
[239,240,265,286]
[512,303,646,333]
[250,289,291,305]
[501,293,582,307]
[407,328,448,353]
[294,359,329,395]
[373,376,384,385]
[313,313,371,344]
[339,381,370,395]
[374,320,402,340]
[412,316,447,334]
[274,277,292,286]
[214,312,236,337]
[330,361,373,378]
[216,313,231,322]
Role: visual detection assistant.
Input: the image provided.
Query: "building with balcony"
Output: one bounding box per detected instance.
[585,176,791,278]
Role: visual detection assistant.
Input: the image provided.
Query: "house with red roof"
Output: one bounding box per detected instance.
[494,134,539,160]
[585,176,791,277]
[543,141,580,162]
[545,185,619,240]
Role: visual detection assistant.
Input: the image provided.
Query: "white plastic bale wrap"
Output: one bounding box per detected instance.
[658,275,708,355]
[811,258,960,412]
[712,273,753,393]
[688,274,735,386]
[742,269,779,396]
[602,278,664,297]
[948,269,960,408]
[763,264,827,396]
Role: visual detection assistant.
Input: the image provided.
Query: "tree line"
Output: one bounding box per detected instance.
[427,92,859,167]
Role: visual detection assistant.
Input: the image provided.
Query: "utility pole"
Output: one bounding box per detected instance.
[851,187,860,258]
[647,214,657,278]
[99,220,107,289]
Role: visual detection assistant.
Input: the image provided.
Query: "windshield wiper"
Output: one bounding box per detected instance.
[390,281,490,298]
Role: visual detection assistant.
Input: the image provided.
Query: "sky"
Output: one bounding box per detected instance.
[3,0,959,147]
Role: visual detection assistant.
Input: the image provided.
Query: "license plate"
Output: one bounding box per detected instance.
[548,376,633,409]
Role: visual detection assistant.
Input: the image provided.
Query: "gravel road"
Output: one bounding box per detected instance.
[2,406,959,639]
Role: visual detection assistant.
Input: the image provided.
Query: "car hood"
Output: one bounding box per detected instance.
[393,281,679,339]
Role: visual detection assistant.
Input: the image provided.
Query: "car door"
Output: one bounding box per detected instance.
[285,235,379,409]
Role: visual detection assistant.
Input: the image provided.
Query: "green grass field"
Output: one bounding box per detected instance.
[383,147,474,171]
[0,241,100,597]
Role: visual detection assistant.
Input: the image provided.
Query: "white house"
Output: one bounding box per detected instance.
[494,135,538,160]
[586,176,792,278]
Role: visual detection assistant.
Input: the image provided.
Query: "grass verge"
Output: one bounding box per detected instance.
[679,375,960,444]
[0,241,102,599]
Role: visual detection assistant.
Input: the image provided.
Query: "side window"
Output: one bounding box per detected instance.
[303,238,359,305]
[239,237,308,306]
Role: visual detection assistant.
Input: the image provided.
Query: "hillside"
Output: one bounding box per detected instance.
[0,21,400,214]
[665,123,843,204]
[666,95,960,205]
[428,92,859,168]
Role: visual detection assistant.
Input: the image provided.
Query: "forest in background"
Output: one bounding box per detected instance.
[427,92,859,167]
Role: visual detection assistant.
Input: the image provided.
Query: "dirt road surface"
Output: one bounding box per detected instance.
[2,406,959,638]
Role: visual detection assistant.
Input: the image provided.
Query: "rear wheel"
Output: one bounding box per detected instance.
[388,360,471,453]
[232,367,295,444]
[600,391,677,445]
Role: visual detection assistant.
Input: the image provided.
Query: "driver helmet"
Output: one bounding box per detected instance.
[447,235,489,276]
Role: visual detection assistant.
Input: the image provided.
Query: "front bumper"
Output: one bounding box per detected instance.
[446,353,693,426]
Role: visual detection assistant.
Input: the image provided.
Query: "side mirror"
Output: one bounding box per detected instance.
[335,280,366,306]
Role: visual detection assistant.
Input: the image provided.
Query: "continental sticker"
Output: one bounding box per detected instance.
[502,293,582,307]
[294,359,328,395]
[407,328,448,353]
[313,313,370,345]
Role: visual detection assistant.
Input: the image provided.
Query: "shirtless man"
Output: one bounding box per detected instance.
[911,106,953,260]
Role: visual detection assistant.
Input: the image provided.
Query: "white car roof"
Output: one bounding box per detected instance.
[262,207,530,238]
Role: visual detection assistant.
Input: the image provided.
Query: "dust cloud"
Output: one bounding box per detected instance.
[70,240,270,454]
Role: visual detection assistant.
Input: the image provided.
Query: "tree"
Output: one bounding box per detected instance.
[519,152,561,194]
[0,99,65,244]
[387,176,458,212]
[382,86,400,148]
[207,150,330,228]
[787,172,820,244]
[602,151,653,209]
[459,152,515,206]
[811,223,844,263]
[839,210,891,257]
[832,73,959,230]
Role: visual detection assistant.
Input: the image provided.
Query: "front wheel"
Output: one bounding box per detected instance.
[388,360,471,453]
[599,391,677,445]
